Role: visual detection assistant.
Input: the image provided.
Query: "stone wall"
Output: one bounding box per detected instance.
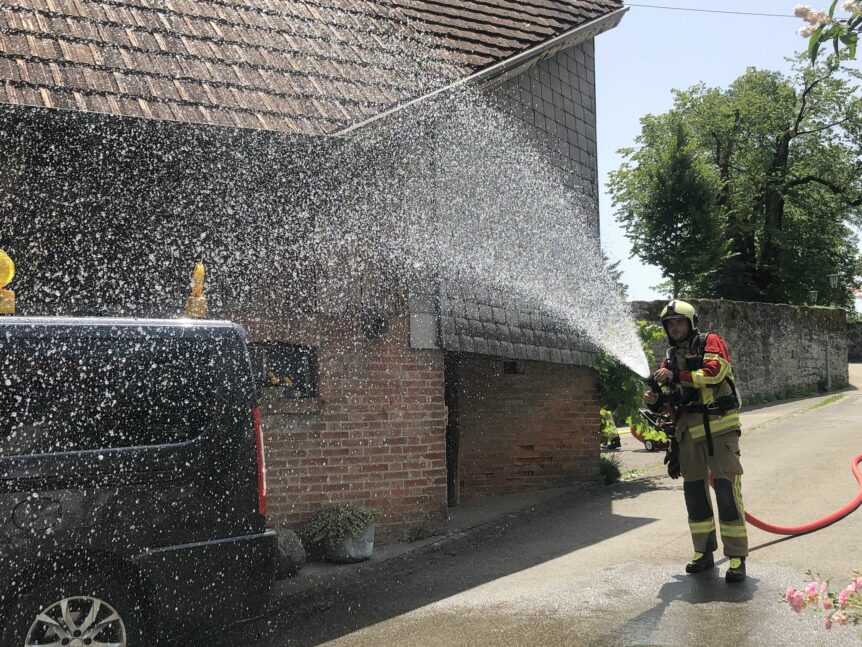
[451,356,600,500]
[630,299,848,402]
[849,322,862,362]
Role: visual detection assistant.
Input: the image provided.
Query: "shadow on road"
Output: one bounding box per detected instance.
[747,534,801,553]
[606,475,677,501]
[611,571,759,644]
[210,479,670,646]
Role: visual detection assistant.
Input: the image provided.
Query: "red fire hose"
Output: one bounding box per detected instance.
[742,453,862,536]
[630,416,862,536]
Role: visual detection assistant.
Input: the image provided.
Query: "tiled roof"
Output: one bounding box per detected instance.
[0,0,623,135]
[412,279,598,366]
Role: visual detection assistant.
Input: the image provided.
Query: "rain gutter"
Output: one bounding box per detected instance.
[334,6,628,138]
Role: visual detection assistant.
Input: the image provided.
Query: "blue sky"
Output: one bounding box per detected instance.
[594,0,855,301]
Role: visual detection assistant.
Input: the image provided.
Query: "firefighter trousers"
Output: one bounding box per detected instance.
[678,428,748,557]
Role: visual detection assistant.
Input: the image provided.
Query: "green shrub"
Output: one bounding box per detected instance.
[595,320,665,424]
[600,454,623,485]
[300,504,380,547]
[598,407,618,443]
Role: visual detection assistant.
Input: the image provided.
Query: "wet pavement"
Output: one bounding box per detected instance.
[215,366,862,646]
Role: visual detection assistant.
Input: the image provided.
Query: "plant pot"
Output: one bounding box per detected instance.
[324,524,375,563]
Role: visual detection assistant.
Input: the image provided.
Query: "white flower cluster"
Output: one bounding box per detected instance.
[794,4,832,26]
[794,3,849,37]
[797,2,861,37]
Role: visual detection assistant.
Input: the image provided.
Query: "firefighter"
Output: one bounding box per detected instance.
[643,300,747,583]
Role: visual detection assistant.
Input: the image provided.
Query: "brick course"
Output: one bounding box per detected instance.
[451,356,600,499]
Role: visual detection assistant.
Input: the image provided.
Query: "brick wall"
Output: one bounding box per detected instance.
[246,315,448,543]
[451,356,600,499]
[490,40,599,231]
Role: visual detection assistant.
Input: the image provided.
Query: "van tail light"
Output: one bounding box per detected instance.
[252,406,267,516]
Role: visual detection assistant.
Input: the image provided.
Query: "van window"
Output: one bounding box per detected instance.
[0,334,218,456]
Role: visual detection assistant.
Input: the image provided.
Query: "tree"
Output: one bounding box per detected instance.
[602,252,629,300]
[609,60,862,306]
[609,117,723,298]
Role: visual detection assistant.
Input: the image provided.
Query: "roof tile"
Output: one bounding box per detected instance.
[0,0,622,134]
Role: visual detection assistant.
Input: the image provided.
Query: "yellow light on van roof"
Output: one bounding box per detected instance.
[0,249,15,315]
[184,261,207,319]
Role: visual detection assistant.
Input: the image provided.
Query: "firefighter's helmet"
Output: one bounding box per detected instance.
[660,299,697,333]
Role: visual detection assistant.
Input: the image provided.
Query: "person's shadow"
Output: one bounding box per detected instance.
[619,564,759,642]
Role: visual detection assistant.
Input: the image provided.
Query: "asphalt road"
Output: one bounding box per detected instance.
[216,369,862,647]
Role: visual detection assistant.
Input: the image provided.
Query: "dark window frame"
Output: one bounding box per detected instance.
[248,342,318,399]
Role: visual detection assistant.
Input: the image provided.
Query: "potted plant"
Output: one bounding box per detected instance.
[301,504,380,563]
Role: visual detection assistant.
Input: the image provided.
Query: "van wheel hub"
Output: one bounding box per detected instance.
[25,596,127,647]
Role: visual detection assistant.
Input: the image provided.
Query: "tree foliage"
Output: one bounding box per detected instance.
[609,117,722,298]
[609,59,862,306]
[596,321,665,423]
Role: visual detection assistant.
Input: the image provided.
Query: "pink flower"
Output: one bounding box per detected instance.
[805,582,819,600]
[824,613,832,630]
[820,582,829,595]
[835,611,848,626]
[838,585,854,607]
[823,597,833,610]
[790,590,807,613]
[785,587,797,602]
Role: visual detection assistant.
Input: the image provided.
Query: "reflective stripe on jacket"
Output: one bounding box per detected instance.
[661,332,740,441]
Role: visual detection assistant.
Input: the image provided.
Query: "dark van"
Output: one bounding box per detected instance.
[0,317,276,646]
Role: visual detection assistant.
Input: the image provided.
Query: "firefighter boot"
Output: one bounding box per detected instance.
[725,557,746,583]
[685,523,717,574]
[685,551,715,573]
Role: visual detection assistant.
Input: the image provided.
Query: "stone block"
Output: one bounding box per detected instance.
[473,337,488,356]
[460,335,474,353]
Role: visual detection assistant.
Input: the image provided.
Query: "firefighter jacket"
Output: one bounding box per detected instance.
[659,332,741,443]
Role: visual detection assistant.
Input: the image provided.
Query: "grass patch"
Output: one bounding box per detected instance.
[621,469,646,481]
[808,393,845,411]
[600,454,623,485]
[745,384,827,406]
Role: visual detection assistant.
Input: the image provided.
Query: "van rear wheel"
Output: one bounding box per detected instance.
[5,572,142,647]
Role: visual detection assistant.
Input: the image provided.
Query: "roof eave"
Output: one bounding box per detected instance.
[334,6,628,138]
